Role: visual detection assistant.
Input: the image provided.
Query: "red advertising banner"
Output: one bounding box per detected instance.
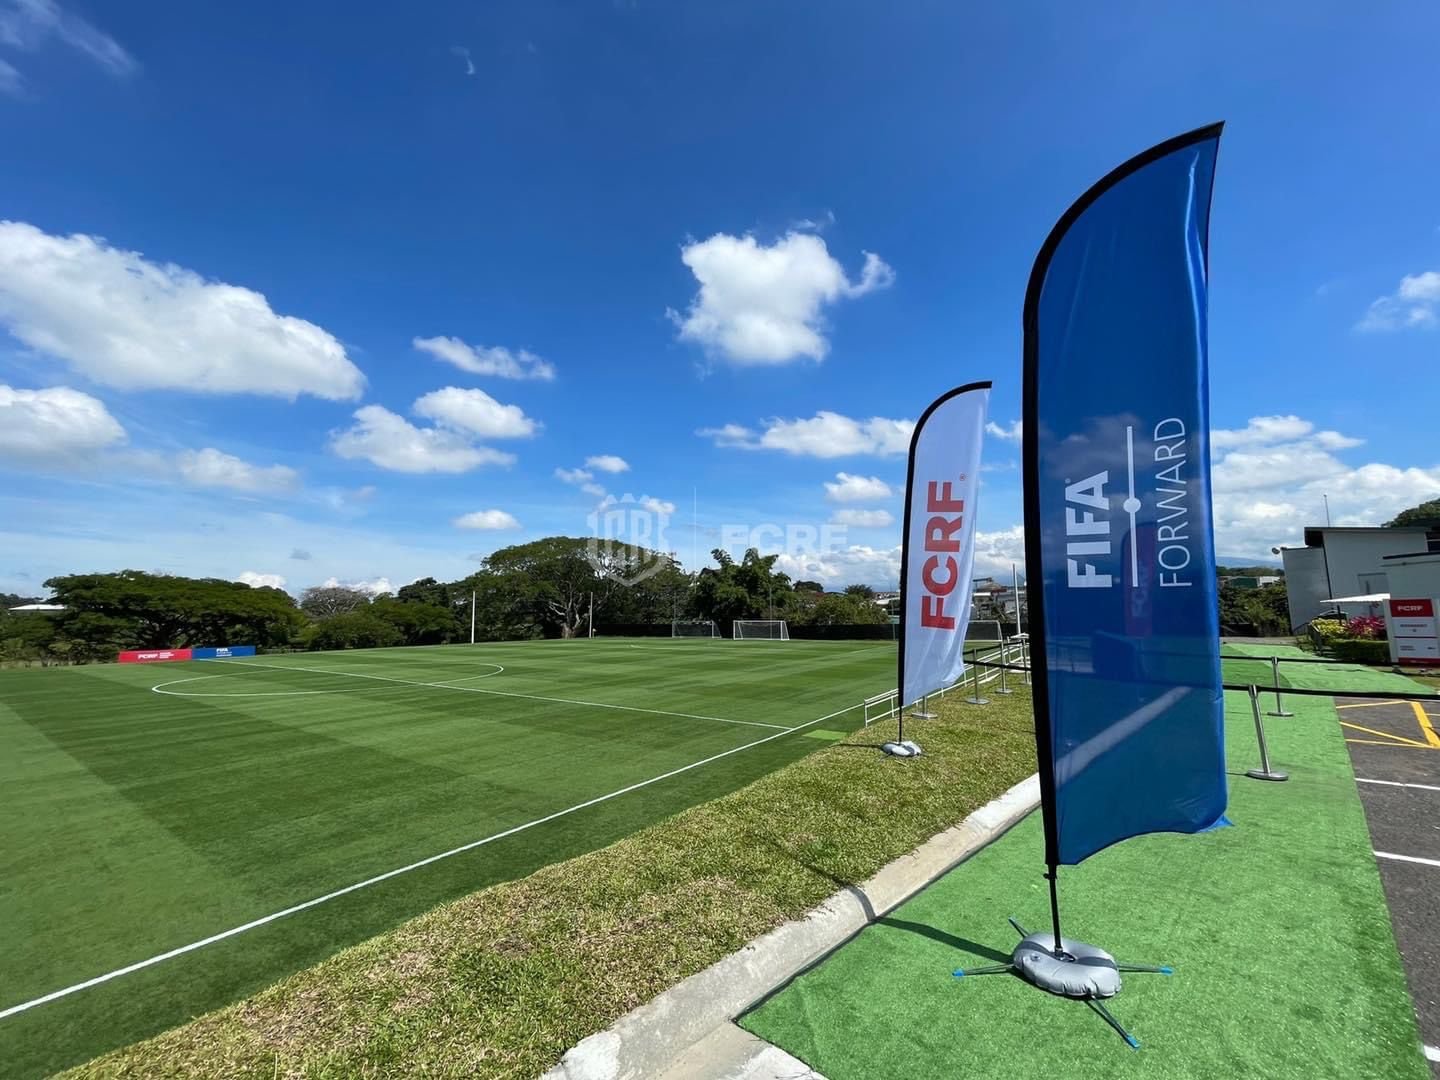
[117,649,193,664]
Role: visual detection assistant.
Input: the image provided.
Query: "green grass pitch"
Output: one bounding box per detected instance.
[0,637,896,1078]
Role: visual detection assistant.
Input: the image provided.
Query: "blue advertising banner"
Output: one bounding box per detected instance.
[1023,125,1227,867]
[192,645,257,660]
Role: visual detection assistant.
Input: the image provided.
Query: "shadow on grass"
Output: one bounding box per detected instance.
[874,916,1013,964]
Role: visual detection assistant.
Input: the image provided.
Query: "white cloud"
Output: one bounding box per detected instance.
[453,509,521,530]
[412,335,556,381]
[1357,270,1440,331]
[1211,415,1314,449]
[824,472,892,503]
[177,448,299,494]
[831,508,893,528]
[0,222,364,400]
[236,570,286,590]
[985,420,1022,442]
[667,231,894,364]
[640,496,676,515]
[701,412,912,458]
[580,482,607,498]
[449,45,475,76]
[0,0,136,79]
[0,57,21,95]
[412,386,538,439]
[330,405,515,473]
[321,575,394,597]
[0,383,125,461]
[585,454,630,473]
[290,548,312,561]
[555,466,593,484]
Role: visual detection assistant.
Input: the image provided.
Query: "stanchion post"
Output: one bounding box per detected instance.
[911,690,937,720]
[965,647,990,705]
[995,638,1013,695]
[1246,684,1288,782]
[1267,656,1294,718]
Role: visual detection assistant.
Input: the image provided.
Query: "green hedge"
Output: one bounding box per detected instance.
[1329,639,1391,665]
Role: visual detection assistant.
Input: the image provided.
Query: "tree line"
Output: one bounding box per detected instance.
[0,536,887,664]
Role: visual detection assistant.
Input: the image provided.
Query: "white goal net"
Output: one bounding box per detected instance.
[733,619,790,641]
[672,619,719,638]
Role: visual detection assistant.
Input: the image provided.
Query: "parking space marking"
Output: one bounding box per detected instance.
[1413,701,1440,749]
[1340,721,1431,748]
[1357,778,1440,792]
[1374,851,1440,869]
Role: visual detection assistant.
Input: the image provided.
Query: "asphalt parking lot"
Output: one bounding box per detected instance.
[1337,696,1440,1076]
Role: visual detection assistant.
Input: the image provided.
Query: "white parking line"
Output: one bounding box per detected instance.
[1356,778,1440,793]
[1373,851,1440,869]
[1424,1044,1439,1063]
[0,697,864,1022]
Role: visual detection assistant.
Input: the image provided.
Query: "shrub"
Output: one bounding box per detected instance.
[1330,639,1391,665]
[1345,615,1386,640]
[1309,618,1346,643]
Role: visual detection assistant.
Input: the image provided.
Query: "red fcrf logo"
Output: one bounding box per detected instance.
[920,479,965,630]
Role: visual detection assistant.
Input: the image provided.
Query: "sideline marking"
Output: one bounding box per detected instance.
[153,665,505,698]
[0,697,865,1021]
[1374,851,1440,869]
[170,659,788,732]
[1347,739,1436,750]
[1356,778,1440,792]
[1338,721,1430,748]
[1412,701,1440,748]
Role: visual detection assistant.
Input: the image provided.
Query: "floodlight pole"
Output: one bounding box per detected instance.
[470,590,476,645]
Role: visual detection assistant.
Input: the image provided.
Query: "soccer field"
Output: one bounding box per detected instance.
[0,637,896,1078]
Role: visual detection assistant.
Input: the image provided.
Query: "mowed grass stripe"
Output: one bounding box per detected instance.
[0,638,894,1078]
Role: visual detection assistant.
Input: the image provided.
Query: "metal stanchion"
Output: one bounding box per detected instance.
[910,692,937,720]
[965,649,990,705]
[1246,684,1288,782]
[1266,656,1294,718]
[1020,634,1031,685]
[994,638,1013,695]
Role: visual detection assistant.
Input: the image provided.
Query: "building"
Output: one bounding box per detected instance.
[1279,525,1440,629]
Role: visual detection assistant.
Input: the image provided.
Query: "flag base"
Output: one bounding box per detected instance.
[881,740,923,758]
[952,918,1172,1049]
[1245,767,1289,782]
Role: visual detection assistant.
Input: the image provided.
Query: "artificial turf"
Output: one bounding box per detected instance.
[0,638,896,1078]
[740,684,1431,1079]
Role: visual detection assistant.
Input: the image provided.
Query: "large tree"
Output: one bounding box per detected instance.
[692,548,795,626]
[299,585,372,620]
[1385,499,1440,529]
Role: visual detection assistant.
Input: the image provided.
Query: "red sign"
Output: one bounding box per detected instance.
[1389,598,1434,618]
[117,649,193,664]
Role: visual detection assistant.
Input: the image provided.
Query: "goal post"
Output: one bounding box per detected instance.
[671,619,719,639]
[732,619,790,641]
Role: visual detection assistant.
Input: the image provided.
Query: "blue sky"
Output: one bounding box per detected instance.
[1,0,1438,596]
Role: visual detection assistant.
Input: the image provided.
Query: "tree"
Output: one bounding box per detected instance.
[396,577,453,609]
[794,580,824,594]
[370,597,457,645]
[798,592,888,627]
[843,583,877,601]
[1218,580,1291,636]
[692,547,795,625]
[300,611,403,651]
[300,586,371,619]
[1385,499,1440,529]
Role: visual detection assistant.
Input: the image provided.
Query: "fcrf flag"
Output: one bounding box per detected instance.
[1024,124,1227,867]
[899,381,991,707]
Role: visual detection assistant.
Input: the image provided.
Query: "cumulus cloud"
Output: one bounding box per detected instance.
[640,496,676,515]
[236,570,286,590]
[824,472,892,502]
[0,222,364,400]
[177,448,299,494]
[1209,415,1359,450]
[831,508,893,528]
[0,383,125,461]
[453,509,521,530]
[667,231,894,364]
[321,575,393,597]
[330,405,515,473]
[413,335,556,381]
[585,454,630,473]
[580,482,607,498]
[700,412,912,458]
[290,548,312,561]
[412,386,538,439]
[1356,270,1440,331]
[0,57,21,95]
[985,420,1022,442]
[555,466,593,484]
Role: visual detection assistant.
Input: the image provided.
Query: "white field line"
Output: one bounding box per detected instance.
[1424,1044,1439,1063]
[1374,851,1440,869]
[1356,778,1440,793]
[153,665,506,699]
[175,659,789,733]
[0,697,867,1022]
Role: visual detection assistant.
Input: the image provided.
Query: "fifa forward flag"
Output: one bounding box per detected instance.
[899,381,991,709]
[1023,125,1227,867]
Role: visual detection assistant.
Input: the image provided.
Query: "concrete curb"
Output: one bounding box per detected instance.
[542,773,1041,1080]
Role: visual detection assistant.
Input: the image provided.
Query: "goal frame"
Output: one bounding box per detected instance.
[671,619,720,639]
[732,619,790,641]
